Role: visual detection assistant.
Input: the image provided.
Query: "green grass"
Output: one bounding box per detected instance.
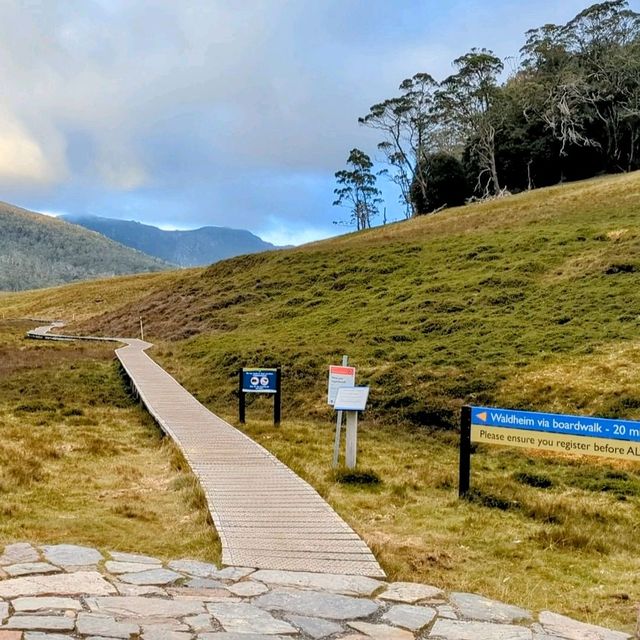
[0,320,219,560]
[1,173,640,631]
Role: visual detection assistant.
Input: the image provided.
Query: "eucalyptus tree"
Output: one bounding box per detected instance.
[333,148,383,230]
[436,49,505,197]
[359,73,439,218]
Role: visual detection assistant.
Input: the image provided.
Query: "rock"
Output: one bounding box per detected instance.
[12,597,84,612]
[185,579,227,590]
[183,613,214,632]
[199,634,291,640]
[254,588,379,620]
[0,572,116,598]
[141,631,192,640]
[348,621,415,639]
[4,564,60,577]
[168,560,219,578]
[41,545,103,568]
[112,583,167,597]
[166,586,231,601]
[285,614,343,639]
[76,613,139,638]
[207,602,296,635]
[382,604,436,631]
[0,603,8,622]
[210,568,255,582]
[250,570,382,597]
[86,596,204,618]
[109,552,162,565]
[4,615,75,631]
[0,631,24,640]
[0,544,39,566]
[429,619,532,640]
[436,605,458,620]
[104,562,161,575]
[377,582,444,604]
[119,569,182,586]
[23,634,74,640]
[450,593,532,624]
[226,582,269,597]
[538,611,632,640]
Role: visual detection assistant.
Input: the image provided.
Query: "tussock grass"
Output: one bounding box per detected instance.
[0,321,219,561]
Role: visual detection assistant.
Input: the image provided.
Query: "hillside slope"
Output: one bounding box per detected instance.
[3,172,640,426]
[62,214,280,267]
[0,202,171,291]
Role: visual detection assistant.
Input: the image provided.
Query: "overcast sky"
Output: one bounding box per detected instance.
[0,0,620,245]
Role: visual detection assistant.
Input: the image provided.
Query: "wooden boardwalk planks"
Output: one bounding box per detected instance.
[29,326,384,577]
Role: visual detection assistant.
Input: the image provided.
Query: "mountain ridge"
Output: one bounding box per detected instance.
[62,214,282,267]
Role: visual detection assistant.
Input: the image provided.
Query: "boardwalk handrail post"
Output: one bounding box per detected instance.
[274,366,281,426]
[459,405,472,498]
[238,368,246,423]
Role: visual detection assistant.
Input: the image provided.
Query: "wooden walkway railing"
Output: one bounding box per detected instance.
[28,324,385,577]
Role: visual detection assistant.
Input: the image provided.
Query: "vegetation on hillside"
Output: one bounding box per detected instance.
[1,173,639,631]
[0,201,170,291]
[344,0,640,221]
[0,320,218,558]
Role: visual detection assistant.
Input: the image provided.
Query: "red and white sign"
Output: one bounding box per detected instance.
[328,365,356,406]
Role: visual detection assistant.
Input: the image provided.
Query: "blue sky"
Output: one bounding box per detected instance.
[0,0,623,245]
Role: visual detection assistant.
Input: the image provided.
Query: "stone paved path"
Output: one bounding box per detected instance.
[27,325,383,577]
[0,543,633,640]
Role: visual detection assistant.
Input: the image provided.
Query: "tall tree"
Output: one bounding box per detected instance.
[333,149,383,230]
[359,73,439,218]
[436,49,504,197]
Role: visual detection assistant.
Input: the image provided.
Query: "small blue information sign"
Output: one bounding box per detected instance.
[471,406,640,443]
[242,368,278,394]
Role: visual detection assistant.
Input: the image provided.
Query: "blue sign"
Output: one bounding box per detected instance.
[242,368,278,394]
[471,406,640,443]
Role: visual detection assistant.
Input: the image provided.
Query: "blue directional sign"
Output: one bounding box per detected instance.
[471,406,640,443]
[242,368,278,394]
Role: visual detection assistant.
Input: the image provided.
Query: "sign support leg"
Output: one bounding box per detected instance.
[459,405,471,498]
[332,355,349,468]
[238,369,246,424]
[274,366,281,426]
[345,410,358,469]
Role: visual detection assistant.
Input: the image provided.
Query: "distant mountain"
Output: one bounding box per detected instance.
[0,201,171,292]
[62,214,280,267]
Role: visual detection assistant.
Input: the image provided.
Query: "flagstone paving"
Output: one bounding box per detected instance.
[0,544,633,639]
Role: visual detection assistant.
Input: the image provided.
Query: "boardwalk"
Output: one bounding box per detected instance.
[28,325,385,577]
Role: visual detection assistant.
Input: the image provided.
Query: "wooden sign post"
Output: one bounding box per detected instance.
[333,386,370,470]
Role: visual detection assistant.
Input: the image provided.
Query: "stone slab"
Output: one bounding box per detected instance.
[76,613,139,638]
[108,552,162,565]
[254,588,379,620]
[348,621,415,639]
[378,582,444,604]
[167,560,219,578]
[538,611,631,640]
[207,602,296,635]
[0,631,23,640]
[382,604,436,631]
[450,593,532,624]
[118,569,182,586]
[0,572,116,598]
[104,562,161,575]
[226,582,269,597]
[0,605,7,623]
[285,614,343,639]
[12,597,83,612]
[141,631,192,640]
[87,596,205,618]
[199,635,291,640]
[0,544,39,566]
[23,634,73,640]
[250,570,382,596]
[41,545,103,568]
[5,564,60,578]
[429,619,533,640]
[4,615,75,631]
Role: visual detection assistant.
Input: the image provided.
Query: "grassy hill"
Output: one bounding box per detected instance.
[0,201,171,291]
[1,173,639,631]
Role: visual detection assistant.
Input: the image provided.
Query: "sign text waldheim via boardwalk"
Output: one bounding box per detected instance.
[459,405,640,497]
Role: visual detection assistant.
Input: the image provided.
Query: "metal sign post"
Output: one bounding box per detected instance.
[238,367,281,425]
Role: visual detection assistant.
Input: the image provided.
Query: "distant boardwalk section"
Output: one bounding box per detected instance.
[28,324,385,577]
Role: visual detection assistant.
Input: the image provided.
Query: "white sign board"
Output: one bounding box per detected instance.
[334,386,369,412]
[328,365,356,406]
